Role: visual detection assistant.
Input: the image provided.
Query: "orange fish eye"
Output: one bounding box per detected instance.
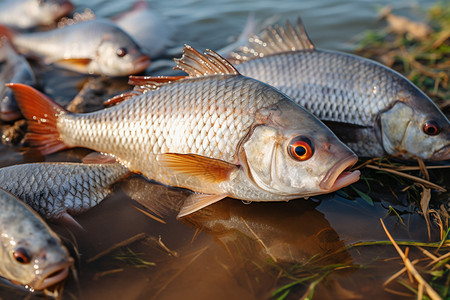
[423,120,440,136]
[288,136,314,161]
[13,248,31,264]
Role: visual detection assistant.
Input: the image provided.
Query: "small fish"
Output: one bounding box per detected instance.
[0,0,73,30]
[8,45,360,217]
[0,162,129,227]
[224,18,450,161]
[112,1,173,58]
[0,188,73,290]
[0,19,150,76]
[0,38,35,122]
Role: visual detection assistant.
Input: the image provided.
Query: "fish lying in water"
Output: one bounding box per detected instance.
[112,0,173,58]
[0,19,150,76]
[0,38,35,122]
[0,188,73,290]
[0,162,129,228]
[222,18,449,161]
[0,0,73,30]
[8,45,360,217]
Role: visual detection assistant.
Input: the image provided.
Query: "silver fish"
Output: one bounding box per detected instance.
[112,1,172,58]
[9,45,360,217]
[0,162,129,226]
[0,19,150,76]
[0,38,35,122]
[0,187,73,290]
[0,0,73,30]
[228,19,450,161]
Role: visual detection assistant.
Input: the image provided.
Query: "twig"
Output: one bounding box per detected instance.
[93,268,124,280]
[380,218,442,300]
[241,217,277,263]
[87,233,148,263]
[133,205,166,224]
[365,164,446,192]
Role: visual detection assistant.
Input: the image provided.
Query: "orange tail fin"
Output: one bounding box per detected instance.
[5,83,69,155]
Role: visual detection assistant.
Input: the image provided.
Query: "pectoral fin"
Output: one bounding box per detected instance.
[178,193,228,217]
[55,58,92,73]
[159,153,238,183]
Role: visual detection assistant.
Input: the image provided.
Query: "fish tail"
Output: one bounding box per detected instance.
[5,83,69,155]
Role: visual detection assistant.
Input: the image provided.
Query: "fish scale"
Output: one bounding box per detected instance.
[0,163,128,220]
[58,75,277,169]
[235,50,394,127]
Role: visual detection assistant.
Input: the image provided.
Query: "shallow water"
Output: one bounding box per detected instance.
[0,0,447,299]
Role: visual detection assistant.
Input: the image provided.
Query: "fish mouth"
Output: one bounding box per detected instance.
[319,154,360,192]
[431,144,450,161]
[31,258,74,290]
[132,55,151,73]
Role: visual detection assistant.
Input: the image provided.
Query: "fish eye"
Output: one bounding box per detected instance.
[13,248,31,264]
[116,47,128,57]
[423,120,440,136]
[288,136,314,161]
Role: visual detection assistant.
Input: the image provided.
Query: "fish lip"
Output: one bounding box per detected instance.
[132,55,151,73]
[431,144,450,161]
[0,110,22,122]
[319,154,360,192]
[30,257,74,290]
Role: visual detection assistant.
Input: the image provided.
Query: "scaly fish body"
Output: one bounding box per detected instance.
[0,0,73,29]
[9,46,360,217]
[0,188,73,290]
[0,162,129,221]
[0,19,150,76]
[230,19,450,161]
[0,38,35,121]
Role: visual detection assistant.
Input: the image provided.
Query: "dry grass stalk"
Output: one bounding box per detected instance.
[241,217,278,263]
[380,218,442,300]
[365,164,446,192]
[87,232,148,263]
[132,205,166,224]
[93,268,124,280]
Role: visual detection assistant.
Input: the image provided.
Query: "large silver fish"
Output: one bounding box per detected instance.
[0,187,73,290]
[0,19,150,76]
[0,38,35,122]
[8,45,360,217]
[0,0,73,30]
[0,162,129,227]
[226,19,450,161]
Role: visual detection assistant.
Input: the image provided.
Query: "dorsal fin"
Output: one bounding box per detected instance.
[174,45,239,77]
[230,18,315,62]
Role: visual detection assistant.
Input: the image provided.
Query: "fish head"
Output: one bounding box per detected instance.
[380,88,450,161]
[29,0,74,26]
[92,29,150,76]
[1,214,73,290]
[240,98,360,198]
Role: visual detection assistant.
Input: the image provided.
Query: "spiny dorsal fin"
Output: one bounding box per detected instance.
[174,44,239,77]
[128,75,187,93]
[230,18,315,62]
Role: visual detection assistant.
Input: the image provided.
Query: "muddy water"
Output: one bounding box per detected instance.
[0,0,446,299]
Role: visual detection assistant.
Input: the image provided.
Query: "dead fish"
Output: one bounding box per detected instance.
[0,38,35,122]
[224,19,450,161]
[0,162,129,228]
[0,187,73,290]
[0,0,73,30]
[8,45,360,217]
[0,19,150,76]
[112,0,173,58]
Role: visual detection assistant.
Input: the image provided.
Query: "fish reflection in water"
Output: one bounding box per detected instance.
[121,176,354,299]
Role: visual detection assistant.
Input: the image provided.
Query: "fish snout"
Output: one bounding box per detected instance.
[431,144,450,161]
[319,154,360,192]
[132,54,151,73]
[32,256,74,290]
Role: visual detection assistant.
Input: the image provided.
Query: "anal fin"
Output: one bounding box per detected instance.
[178,193,228,217]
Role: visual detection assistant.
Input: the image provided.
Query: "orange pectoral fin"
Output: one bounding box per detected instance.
[159,153,239,183]
[178,193,228,217]
[55,58,92,72]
